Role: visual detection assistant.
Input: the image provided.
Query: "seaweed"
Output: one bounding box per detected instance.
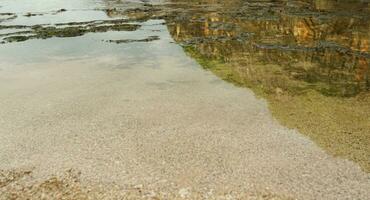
[106,35,160,44]
[0,23,141,43]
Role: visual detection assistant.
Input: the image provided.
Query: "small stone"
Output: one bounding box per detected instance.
[179,188,190,198]
[134,184,143,189]
[145,191,156,198]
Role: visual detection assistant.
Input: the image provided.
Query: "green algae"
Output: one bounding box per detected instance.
[269,91,370,172]
[3,35,31,43]
[183,45,370,172]
[0,12,17,23]
[0,9,154,44]
[170,0,370,172]
[162,0,370,172]
[0,25,30,30]
[0,10,159,44]
[0,23,141,43]
[0,30,33,38]
[24,13,44,17]
[106,35,160,44]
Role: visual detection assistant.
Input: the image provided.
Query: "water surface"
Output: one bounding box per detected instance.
[0,0,370,199]
[162,0,370,172]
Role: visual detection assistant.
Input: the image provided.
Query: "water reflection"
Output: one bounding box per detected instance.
[0,0,369,172]
[166,0,370,97]
[163,0,370,172]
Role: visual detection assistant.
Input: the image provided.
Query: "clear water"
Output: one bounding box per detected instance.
[0,0,369,176]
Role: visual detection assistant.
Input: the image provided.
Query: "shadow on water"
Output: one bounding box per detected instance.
[0,0,369,172]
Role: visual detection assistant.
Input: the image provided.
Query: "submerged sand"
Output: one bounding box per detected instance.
[0,39,370,199]
[0,0,370,198]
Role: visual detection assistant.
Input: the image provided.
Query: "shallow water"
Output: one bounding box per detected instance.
[1,0,369,95]
[0,0,370,199]
[166,0,370,97]
[160,0,370,172]
[2,0,368,171]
